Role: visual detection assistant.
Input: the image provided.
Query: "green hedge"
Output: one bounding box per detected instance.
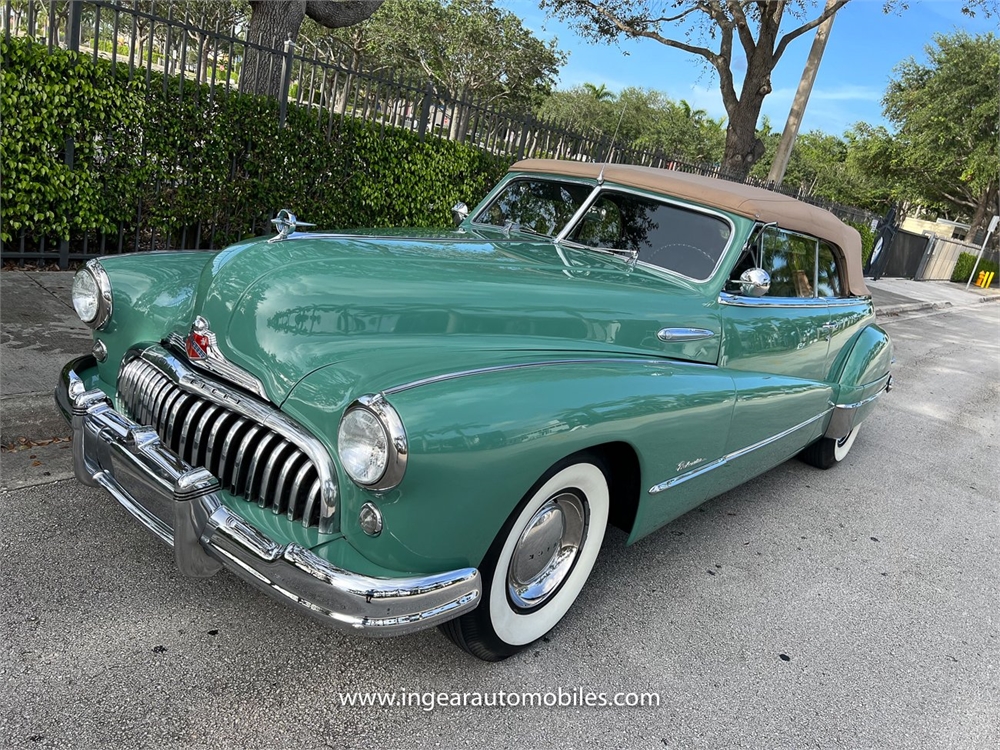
[845,220,876,268]
[0,37,508,249]
[951,251,1000,284]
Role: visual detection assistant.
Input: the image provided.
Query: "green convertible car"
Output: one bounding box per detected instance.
[58,159,892,660]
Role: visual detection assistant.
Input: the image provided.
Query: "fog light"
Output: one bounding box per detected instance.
[359,502,383,537]
[93,339,108,362]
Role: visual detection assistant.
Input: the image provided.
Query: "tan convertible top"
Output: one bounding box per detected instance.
[511,159,869,296]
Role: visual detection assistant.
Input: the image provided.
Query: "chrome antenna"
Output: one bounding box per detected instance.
[597,104,627,185]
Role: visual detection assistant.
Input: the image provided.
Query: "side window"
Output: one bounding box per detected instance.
[567,191,731,280]
[817,242,843,297]
[761,229,817,298]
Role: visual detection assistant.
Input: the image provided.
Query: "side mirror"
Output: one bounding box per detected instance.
[739,268,771,297]
[451,202,469,227]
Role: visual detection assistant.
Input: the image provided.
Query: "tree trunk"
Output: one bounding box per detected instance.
[767,0,839,186]
[720,87,768,177]
[969,182,999,240]
[241,1,305,97]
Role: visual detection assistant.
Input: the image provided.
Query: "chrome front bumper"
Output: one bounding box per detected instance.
[56,357,481,636]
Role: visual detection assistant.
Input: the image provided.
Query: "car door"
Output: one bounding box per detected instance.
[718,227,835,475]
[818,240,876,377]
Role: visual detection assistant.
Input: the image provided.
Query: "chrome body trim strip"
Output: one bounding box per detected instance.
[383,357,694,395]
[120,345,339,534]
[648,409,833,494]
[824,373,892,439]
[657,327,716,342]
[55,358,482,636]
[719,292,873,309]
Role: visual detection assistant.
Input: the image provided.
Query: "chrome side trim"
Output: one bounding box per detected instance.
[55,361,481,636]
[383,357,696,395]
[824,373,892,439]
[648,409,832,494]
[657,327,716,342]
[719,292,873,309]
[123,345,339,534]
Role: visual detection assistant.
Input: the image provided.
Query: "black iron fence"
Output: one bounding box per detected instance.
[2,0,878,268]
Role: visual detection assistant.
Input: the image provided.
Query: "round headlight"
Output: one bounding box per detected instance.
[72,270,100,323]
[71,260,112,329]
[337,395,408,491]
[338,408,389,486]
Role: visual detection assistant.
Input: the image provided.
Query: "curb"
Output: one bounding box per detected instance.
[875,301,952,318]
[875,293,1000,319]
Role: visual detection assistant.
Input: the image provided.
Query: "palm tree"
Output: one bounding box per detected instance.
[583,82,614,102]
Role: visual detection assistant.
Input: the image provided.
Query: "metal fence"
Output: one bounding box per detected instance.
[2,0,879,268]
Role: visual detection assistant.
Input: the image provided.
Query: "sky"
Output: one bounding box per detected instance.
[495,0,998,137]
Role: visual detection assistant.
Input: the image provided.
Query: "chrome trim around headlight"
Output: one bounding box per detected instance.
[340,394,408,492]
[78,259,113,330]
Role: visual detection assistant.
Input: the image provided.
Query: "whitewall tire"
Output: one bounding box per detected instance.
[440,454,609,660]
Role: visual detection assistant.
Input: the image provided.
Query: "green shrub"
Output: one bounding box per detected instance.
[845,220,876,268]
[1,37,508,251]
[951,251,1000,284]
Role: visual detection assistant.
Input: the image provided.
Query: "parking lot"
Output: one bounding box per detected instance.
[1,298,998,750]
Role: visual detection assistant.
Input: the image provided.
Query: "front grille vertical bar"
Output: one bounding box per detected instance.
[116,352,332,531]
[272,453,305,516]
[303,478,322,528]
[288,463,315,522]
[258,440,293,509]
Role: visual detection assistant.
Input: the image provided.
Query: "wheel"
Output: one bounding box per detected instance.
[440,454,610,661]
[799,426,860,470]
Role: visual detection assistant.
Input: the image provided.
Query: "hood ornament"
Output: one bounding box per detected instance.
[166,316,268,399]
[270,209,315,242]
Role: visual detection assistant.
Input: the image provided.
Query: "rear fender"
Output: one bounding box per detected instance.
[826,324,892,439]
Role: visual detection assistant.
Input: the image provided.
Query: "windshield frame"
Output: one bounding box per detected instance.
[471,172,739,283]
[559,184,738,283]
[470,175,600,238]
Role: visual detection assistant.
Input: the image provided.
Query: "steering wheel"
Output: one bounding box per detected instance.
[645,243,716,277]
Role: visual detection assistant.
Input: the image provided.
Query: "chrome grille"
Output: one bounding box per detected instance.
[117,356,324,528]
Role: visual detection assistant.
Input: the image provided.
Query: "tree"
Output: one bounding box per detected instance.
[330,1,564,110]
[541,1,996,178]
[766,0,839,186]
[241,1,384,96]
[541,0,852,176]
[536,85,726,163]
[878,31,999,234]
[309,0,565,139]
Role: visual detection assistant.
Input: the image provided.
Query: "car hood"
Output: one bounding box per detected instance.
[188,230,722,403]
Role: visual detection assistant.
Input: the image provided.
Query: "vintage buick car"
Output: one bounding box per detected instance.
[57,159,892,661]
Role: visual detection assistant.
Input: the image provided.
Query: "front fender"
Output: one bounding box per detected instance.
[92,252,215,384]
[311,358,735,576]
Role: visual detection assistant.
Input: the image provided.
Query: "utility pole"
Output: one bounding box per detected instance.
[766,0,839,187]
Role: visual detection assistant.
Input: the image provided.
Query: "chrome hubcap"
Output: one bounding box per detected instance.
[507,491,587,610]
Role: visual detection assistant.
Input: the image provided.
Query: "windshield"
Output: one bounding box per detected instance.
[474,178,593,237]
[564,190,733,280]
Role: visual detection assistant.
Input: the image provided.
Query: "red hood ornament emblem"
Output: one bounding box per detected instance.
[168,316,268,399]
[185,317,211,360]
